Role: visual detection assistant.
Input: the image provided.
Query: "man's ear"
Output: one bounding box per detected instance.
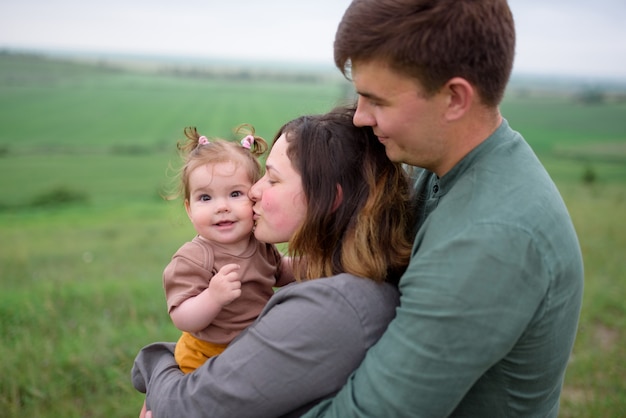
[332,184,343,212]
[444,77,474,121]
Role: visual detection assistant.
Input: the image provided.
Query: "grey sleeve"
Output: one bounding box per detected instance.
[131,281,376,418]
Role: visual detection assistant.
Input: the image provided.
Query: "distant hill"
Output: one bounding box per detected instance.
[4,47,626,96]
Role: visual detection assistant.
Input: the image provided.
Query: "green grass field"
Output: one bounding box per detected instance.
[1,52,625,417]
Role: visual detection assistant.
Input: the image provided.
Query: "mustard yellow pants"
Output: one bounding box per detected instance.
[175,331,229,373]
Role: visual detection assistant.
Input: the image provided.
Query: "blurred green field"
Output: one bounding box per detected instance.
[1,53,625,417]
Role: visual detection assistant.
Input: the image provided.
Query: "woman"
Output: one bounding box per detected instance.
[132,105,415,417]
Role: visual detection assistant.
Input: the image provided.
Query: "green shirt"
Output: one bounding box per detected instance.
[303,119,584,417]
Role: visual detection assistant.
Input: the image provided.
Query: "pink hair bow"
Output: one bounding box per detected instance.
[198,136,209,145]
[240,135,254,149]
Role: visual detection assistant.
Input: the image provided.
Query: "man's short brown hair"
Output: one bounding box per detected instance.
[334,0,516,107]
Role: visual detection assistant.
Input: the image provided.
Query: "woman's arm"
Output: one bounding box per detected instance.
[132,276,398,418]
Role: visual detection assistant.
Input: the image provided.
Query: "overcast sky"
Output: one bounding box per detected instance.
[1,0,624,80]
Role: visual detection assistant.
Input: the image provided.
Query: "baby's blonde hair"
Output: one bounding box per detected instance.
[170,124,268,201]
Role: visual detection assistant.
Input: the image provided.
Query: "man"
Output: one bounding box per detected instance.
[303,0,583,416]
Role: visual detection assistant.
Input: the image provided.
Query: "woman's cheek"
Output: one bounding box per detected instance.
[267,200,304,237]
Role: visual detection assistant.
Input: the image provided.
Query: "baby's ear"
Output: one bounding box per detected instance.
[184,199,192,220]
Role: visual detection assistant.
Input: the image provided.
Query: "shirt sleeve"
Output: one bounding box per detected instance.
[303,222,547,417]
[132,280,382,418]
[163,241,214,313]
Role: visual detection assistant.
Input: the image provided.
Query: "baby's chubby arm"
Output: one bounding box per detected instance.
[169,263,242,332]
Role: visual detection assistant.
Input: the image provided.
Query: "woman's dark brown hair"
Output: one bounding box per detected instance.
[275,105,414,283]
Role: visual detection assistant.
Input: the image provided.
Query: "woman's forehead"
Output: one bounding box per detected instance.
[266,134,291,172]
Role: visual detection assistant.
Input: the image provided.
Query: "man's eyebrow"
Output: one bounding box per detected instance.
[357,90,386,103]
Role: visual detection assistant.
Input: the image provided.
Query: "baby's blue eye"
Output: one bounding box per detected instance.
[200,194,211,201]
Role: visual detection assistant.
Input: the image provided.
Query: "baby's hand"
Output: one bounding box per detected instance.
[208,263,242,307]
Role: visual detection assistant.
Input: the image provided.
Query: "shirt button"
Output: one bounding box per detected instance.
[433,184,439,193]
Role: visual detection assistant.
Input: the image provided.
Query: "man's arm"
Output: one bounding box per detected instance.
[303,224,545,417]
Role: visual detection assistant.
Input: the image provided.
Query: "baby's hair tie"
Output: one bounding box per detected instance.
[198,136,209,146]
[241,135,255,149]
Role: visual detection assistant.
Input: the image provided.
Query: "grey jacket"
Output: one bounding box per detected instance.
[132,273,400,418]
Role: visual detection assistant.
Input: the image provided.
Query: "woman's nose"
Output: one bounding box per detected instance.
[249,179,261,201]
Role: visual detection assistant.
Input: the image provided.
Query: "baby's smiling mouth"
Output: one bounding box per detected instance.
[215,220,235,227]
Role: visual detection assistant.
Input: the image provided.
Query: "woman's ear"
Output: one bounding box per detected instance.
[332,184,344,212]
[444,77,474,121]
